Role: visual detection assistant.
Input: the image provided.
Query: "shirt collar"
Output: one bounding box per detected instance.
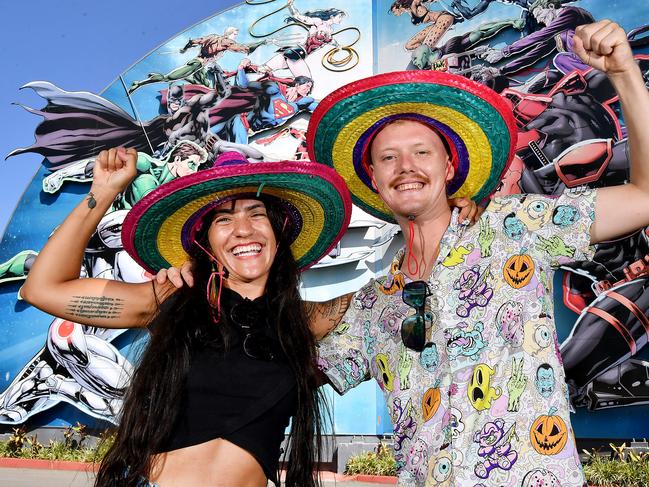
[389,208,469,284]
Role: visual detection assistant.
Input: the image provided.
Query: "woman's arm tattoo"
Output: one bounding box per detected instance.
[307,293,354,337]
[66,295,124,320]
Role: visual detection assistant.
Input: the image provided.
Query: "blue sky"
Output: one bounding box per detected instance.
[0,0,239,239]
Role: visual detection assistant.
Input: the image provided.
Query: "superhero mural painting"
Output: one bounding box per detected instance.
[377,0,649,424]
[1,0,371,426]
[4,0,648,437]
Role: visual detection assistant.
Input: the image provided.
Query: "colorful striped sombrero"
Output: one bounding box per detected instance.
[306,70,517,222]
[122,154,352,273]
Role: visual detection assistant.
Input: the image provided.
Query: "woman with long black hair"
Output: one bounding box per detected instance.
[21,147,352,486]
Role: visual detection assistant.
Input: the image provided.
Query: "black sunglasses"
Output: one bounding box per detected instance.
[229,301,275,361]
[401,280,433,352]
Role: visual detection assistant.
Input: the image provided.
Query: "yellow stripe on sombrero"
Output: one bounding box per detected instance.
[155,185,325,268]
[332,102,492,215]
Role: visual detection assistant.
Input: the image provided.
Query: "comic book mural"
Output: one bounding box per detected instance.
[1,0,648,440]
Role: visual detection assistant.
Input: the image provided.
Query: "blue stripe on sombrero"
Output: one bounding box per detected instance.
[352,113,470,196]
[130,172,344,271]
[313,82,511,203]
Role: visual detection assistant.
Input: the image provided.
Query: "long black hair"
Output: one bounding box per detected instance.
[95,197,327,486]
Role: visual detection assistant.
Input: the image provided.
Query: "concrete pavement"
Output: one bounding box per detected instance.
[0,467,388,486]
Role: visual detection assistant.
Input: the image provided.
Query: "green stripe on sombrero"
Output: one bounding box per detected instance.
[314,82,511,203]
[331,102,491,220]
[131,173,342,271]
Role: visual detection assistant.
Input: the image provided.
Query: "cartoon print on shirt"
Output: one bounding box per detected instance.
[380,261,405,295]
[536,234,577,260]
[552,204,579,228]
[453,265,494,318]
[506,357,527,412]
[521,467,561,487]
[478,216,495,257]
[405,437,429,481]
[524,321,554,355]
[519,198,553,231]
[353,284,378,310]
[503,253,535,289]
[530,407,569,455]
[422,386,441,422]
[535,363,556,398]
[375,353,395,392]
[468,363,502,412]
[446,406,465,440]
[503,212,527,241]
[363,320,378,356]
[339,349,365,386]
[398,343,413,390]
[445,321,487,360]
[419,342,440,373]
[392,397,417,452]
[377,303,407,336]
[495,301,525,347]
[474,419,519,479]
[442,243,474,267]
[426,449,458,486]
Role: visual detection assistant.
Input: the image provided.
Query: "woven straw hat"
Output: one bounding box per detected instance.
[306,70,517,222]
[122,153,352,272]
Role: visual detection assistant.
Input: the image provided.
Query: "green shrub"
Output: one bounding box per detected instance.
[0,423,109,463]
[344,443,397,476]
[344,441,649,486]
[583,443,649,487]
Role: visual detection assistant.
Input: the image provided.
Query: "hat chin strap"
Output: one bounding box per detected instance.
[406,215,420,278]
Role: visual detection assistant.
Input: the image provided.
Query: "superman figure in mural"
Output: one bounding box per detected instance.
[212,58,317,145]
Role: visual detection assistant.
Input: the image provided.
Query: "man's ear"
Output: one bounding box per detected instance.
[369,165,378,191]
[445,158,455,183]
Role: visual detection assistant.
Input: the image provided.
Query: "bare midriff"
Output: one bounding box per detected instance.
[150,437,267,487]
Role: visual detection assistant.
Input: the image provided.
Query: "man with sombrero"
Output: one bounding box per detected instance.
[309,20,649,485]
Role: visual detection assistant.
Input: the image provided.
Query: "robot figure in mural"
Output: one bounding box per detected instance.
[259,0,346,78]
[0,141,211,424]
[127,26,266,94]
[0,318,133,424]
[491,55,649,410]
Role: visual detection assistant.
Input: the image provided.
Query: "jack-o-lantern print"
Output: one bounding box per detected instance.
[375,353,395,392]
[530,407,568,455]
[503,253,535,289]
[422,387,441,422]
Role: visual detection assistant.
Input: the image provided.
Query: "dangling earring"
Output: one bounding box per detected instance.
[206,262,225,324]
[194,239,227,324]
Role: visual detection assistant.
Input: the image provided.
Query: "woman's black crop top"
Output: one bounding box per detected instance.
[159,288,297,485]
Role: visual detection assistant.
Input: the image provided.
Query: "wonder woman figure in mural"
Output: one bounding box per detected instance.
[260,0,346,78]
[390,0,460,52]
[128,26,266,94]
